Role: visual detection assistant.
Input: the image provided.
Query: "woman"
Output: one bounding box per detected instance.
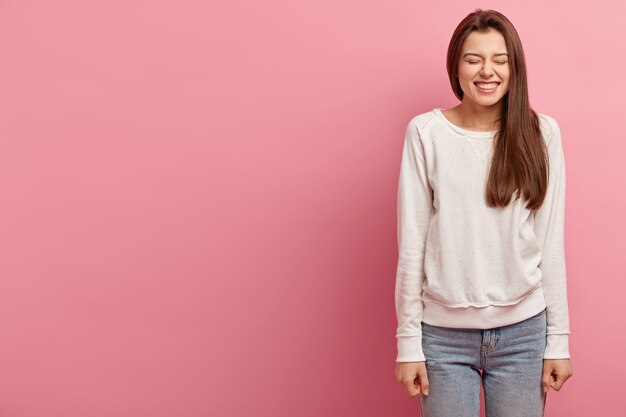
[393,9,574,417]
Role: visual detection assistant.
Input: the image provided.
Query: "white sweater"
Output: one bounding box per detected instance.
[395,108,571,362]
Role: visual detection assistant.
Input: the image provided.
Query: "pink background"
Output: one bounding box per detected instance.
[0,0,623,416]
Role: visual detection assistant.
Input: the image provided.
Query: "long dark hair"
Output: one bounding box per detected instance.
[447,9,548,211]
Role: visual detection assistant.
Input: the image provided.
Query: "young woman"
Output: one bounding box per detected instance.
[393,9,574,417]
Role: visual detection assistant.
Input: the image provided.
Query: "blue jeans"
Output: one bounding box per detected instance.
[419,308,548,417]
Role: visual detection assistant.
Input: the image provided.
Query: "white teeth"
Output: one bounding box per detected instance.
[475,82,498,89]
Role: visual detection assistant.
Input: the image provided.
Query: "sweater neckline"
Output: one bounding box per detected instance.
[433,108,497,139]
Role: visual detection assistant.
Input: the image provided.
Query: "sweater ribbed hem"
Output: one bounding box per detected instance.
[422,285,547,329]
[420,285,570,358]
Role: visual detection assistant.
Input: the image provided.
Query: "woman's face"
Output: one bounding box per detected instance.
[457,29,510,107]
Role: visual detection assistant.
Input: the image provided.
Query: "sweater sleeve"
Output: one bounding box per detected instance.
[534,116,571,359]
[395,120,433,363]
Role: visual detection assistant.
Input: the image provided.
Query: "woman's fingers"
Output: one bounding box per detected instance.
[542,359,574,392]
[416,364,430,395]
[396,362,429,397]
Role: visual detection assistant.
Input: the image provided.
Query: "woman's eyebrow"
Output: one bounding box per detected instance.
[463,52,509,58]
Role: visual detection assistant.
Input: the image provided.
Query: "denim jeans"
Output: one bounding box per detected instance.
[419,308,548,417]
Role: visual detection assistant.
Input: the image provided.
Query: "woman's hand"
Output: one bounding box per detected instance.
[542,359,573,393]
[395,361,429,397]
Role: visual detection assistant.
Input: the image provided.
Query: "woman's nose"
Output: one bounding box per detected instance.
[481,64,494,75]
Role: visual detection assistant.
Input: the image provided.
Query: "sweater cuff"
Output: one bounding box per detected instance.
[544,334,570,359]
[396,335,426,362]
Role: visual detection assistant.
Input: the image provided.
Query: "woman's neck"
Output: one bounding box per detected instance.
[449,101,503,131]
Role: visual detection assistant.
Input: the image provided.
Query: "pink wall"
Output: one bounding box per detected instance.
[0,1,622,416]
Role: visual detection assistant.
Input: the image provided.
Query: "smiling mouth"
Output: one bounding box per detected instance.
[474,82,500,90]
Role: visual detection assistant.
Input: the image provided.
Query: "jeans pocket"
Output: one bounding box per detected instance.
[520,308,547,334]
